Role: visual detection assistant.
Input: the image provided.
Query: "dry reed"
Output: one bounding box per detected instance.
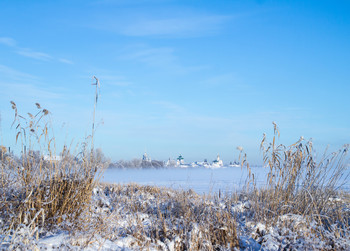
[1,78,105,248]
[243,122,350,247]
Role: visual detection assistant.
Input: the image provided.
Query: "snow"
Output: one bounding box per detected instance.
[36,232,135,250]
[1,167,349,250]
[102,166,269,194]
[1,182,349,250]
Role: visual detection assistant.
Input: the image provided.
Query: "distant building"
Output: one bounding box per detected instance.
[142,152,151,162]
[212,154,223,167]
[141,152,152,167]
[176,154,185,166]
[165,158,176,167]
[141,152,164,168]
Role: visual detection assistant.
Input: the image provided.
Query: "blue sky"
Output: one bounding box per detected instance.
[0,0,349,164]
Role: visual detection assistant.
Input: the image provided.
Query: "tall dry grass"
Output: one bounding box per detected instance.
[245,122,349,242]
[1,78,105,245]
[1,102,104,235]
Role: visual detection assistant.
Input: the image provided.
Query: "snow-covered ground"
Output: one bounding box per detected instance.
[103,166,268,194]
[2,182,349,250]
[1,164,349,250]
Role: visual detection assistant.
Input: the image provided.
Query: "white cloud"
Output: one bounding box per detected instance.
[90,10,232,38]
[99,75,132,86]
[124,47,176,65]
[121,45,205,73]
[119,15,231,37]
[79,71,133,87]
[0,37,16,47]
[92,0,168,5]
[0,82,62,100]
[16,48,53,61]
[58,58,74,65]
[202,73,239,87]
[0,65,61,102]
[151,101,185,114]
[0,37,71,64]
[0,64,37,81]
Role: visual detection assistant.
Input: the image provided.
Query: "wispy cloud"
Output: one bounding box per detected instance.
[89,9,232,38]
[99,75,132,86]
[121,45,205,73]
[151,100,185,114]
[0,37,16,47]
[119,15,231,37]
[58,58,74,65]
[0,64,38,81]
[200,73,259,97]
[92,0,168,5]
[0,64,61,101]
[202,73,240,87]
[0,82,62,100]
[79,70,133,87]
[16,48,53,61]
[124,47,176,66]
[0,36,72,64]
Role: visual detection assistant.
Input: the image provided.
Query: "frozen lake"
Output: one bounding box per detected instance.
[102,165,350,194]
[102,166,268,194]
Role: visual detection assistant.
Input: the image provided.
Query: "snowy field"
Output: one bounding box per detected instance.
[2,164,350,250]
[102,165,350,194]
[4,182,347,250]
[1,138,349,250]
[103,166,267,194]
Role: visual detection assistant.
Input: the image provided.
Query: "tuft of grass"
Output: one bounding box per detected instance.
[1,102,105,236]
[244,122,350,245]
[1,78,105,247]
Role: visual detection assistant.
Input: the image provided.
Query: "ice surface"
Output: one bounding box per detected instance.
[103,164,350,194]
[102,166,269,194]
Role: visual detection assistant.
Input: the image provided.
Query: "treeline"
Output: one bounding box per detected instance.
[109,158,165,169]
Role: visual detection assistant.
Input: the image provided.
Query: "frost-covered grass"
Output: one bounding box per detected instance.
[241,123,350,250]
[0,102,106,249]
[87,183,239,250]
[1,179,348,250]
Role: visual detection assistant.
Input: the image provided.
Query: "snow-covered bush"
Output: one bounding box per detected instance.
[91,183,240,250]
